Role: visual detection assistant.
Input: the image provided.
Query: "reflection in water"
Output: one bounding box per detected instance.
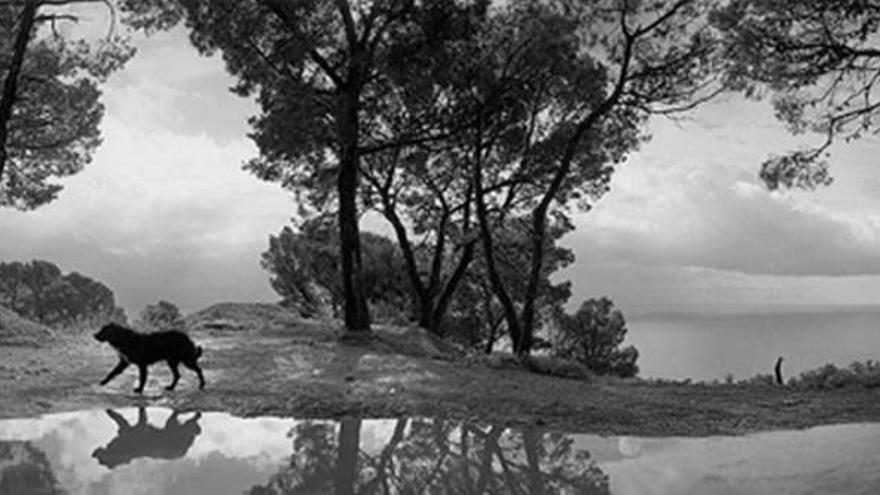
[2,409,880,494]
[91,408,202,468]
[0,442,65,495]
[248,418,609,495]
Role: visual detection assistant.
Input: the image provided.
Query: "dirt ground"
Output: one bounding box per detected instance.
[2,310,880,436]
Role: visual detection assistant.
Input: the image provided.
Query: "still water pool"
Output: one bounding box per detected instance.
[0,408,878,494]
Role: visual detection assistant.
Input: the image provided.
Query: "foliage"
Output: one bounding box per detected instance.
[0,442,65,495]
[247,417,609,494]
[118,0,492,333]
[461,0,720,356]
[713,0,880,189]
[0,1,133,209]
[0,259,124,326]
[788,360,880,391]
[261,214,410,319]
[551,297,639,378]
[444,215,574,352]
[138,300,183,331]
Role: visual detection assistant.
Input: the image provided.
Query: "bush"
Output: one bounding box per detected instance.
[525,355,595,381]
[460,352,593,381]
[138,300,184,331]
[551,297,639,378]
[788,360,880,390]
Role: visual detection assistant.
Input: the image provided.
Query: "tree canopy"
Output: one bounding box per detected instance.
[0,259,125,326]
[138,300,184,331]
[552,297,639,378]
[261,215,409,320]
[118,0,489,336]
[713,0,880,189]
[0,1,132,209]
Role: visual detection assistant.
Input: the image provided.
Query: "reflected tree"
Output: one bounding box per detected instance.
[0,441,65,495]
[247,418,608,495]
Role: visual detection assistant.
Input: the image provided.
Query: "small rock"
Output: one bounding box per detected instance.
[344,375,355,382]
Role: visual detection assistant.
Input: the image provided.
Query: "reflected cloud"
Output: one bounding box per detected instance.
[91,408,202,469]
[1,409,880,494]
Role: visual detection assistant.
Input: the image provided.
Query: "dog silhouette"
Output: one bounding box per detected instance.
[92,408,202,468]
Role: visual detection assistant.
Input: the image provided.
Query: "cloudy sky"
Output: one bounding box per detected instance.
[3,11,880,318]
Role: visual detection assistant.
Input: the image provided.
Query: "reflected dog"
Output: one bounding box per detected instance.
[94,323,206,394]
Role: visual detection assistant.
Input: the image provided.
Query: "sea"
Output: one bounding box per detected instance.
[625,308,880,381]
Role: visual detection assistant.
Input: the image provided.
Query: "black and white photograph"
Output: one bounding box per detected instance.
[2,1,880,493]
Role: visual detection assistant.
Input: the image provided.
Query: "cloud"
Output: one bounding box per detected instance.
[0,29,292,316]
[564,100,880,277]
[106,27,258,144]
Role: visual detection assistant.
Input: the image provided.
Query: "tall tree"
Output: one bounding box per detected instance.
[445,215,574,351]
[119,0,485,337]
[713,0,880,189]
[461,0,719,356]
[0,0,132,209]
[360,147,478,334]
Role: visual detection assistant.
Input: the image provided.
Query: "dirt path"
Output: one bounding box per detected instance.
[3,322,880,436]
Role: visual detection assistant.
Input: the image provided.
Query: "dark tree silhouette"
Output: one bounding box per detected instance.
[553,297,639,378]
[714,0,880,190]
[117,0,489,337]
[0,0,132,209]
[247,418,609,494]
[0,441,65,495]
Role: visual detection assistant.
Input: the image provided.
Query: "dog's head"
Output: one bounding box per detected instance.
[94,323,125,344]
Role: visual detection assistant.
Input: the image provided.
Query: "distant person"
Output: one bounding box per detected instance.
[775,356,784,386]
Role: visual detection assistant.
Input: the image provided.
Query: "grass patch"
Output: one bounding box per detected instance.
[460,352,594,381]
[706,360,880,390]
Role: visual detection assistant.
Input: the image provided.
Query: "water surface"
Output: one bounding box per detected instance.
[627,310,880,381]
[1,408,879,494]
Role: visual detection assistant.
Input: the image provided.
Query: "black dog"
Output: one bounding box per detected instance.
[94,323,205,394]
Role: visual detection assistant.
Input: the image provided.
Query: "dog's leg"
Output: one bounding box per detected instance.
[183,359,205,390]
[166,361,180,391]
[134,365,148,394]
[105,409,131,431]
[99,359,129,386]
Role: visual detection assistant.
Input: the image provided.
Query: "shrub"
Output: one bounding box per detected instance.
[138,300,184,331]
[460,352,593,381]
[789,360,880,390]
[551,297,639,377]
[525,355,595,381]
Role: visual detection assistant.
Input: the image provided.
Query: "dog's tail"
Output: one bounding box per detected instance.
[196,346,203,359]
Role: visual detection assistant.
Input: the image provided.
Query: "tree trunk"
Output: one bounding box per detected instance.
[335,417,361,495]
[523,428,545,495]
[337,92,371,335]
[472,135,521,353]
[0,1,38,185]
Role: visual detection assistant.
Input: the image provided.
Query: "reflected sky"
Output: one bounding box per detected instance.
[0,408,879,494]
